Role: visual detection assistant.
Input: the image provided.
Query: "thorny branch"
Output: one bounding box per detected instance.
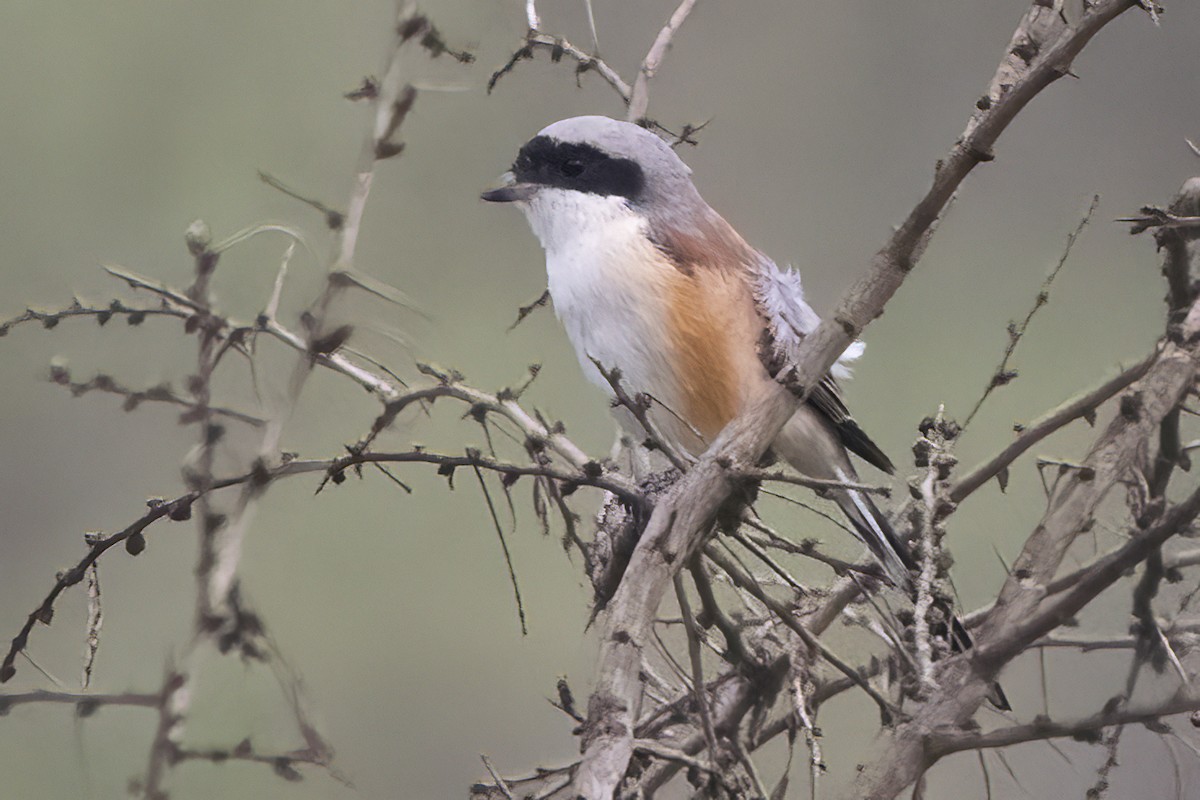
[1,4,484,797]
[950,351,1156,503]
[852,245,1200,798]
[488,31,631,102]
[490,0,698,130]
[135,6,463,789]
[931,686,1200,757]
[572,3,1150,798]
[4,2,1196,800]
[3,435,641,680]
[47,362,265,427]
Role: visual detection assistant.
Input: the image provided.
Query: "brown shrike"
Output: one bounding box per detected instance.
[483,115,1007,709]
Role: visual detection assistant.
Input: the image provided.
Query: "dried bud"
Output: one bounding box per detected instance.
[273,758,303,782]
[49,359,70,384]
[168,501,193,521]
[185,219,212,256]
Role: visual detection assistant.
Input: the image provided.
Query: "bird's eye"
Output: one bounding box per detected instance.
[561,159,585,177]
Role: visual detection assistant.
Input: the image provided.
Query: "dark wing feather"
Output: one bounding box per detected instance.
[752,256,895,474]
[808,376,895,474]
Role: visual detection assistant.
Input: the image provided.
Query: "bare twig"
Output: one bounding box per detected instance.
[931,687,1200,757]
[591,359,691,471]
[0,458,319,681]
[742,466,891,497]
[0,298,187,338]
[1118,208,1200,235]
[575,2,1141,793]
[705,546,898,725]
[325,447,638,503]
[672,574,720,766]
[480,755,516,800]
[258,170,345,230]
[489,34,631,101]
[626,0,700,123]
[963,194,1099,428]
[950,352,1156,503]
[0,689,159,712]
[81,562,102,690]
[727,529,809,595]
[48,365,265,427]
[472,464,528,635]
[741,514,882,578]
[508,288,551,331]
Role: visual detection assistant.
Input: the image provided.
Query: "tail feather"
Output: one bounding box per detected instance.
[831,474,915,589]
[833,482,1011,711]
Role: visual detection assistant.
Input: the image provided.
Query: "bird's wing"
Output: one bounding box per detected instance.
[752,258,894,474]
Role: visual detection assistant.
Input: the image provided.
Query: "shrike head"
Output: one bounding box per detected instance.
[481,116,710,250]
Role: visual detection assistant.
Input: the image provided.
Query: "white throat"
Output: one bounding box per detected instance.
[519,188,645,261]
[516,188,679,405]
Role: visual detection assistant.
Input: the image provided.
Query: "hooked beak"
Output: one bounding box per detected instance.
[480,171,537,203]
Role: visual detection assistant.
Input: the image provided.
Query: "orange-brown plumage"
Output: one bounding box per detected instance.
[664,270,744,442]
[655,209,767,444]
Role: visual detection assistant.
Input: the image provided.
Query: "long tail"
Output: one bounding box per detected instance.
[831,469,914,589]
[832,480,1011,711]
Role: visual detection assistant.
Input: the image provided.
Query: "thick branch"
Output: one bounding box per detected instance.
[838,2,1145,797]
[855,220,1200,800]
[980,481,1200,665]
[787,2,1133,404]
[982,295,1200,648]
[575,3,1141,796]
[571,390,797,799]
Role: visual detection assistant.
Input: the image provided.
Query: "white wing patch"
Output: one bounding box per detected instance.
[753,259,864,380]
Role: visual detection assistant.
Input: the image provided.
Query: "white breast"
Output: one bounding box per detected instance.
[521,189,681,405]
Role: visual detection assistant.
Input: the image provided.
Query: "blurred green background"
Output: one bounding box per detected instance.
[1,1,1198,797]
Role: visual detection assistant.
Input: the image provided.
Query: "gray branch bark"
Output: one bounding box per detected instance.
[572,2,1143,797]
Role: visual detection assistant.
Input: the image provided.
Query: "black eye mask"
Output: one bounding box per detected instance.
[512,136,645,201]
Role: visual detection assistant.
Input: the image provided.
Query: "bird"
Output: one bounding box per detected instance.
[482,115,1008,709]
